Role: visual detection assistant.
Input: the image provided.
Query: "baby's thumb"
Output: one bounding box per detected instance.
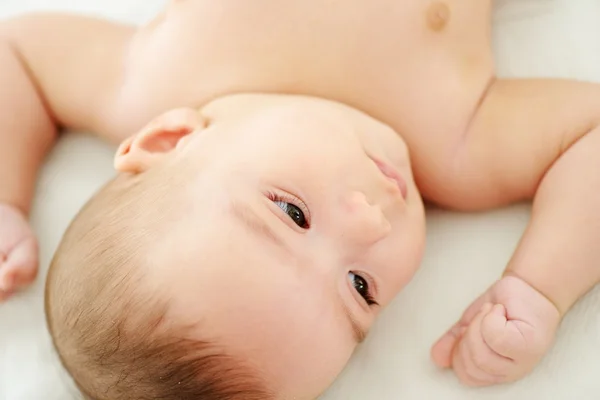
[431,324,463,368]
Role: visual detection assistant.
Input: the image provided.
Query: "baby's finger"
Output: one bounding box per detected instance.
[481,304,526,361]
[0,239,38,290]
[432,324,463,368]
[0,288,15,302]
[432,297,490,368]
[0,250,16,300]
[454,304,500,386]
[453,335,494,387]
[465,304,514,378]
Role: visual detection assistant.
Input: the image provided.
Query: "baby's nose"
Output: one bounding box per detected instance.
[336,191,391,248]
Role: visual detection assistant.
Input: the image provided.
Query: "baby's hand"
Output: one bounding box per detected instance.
[0,203,38,301]
[431,276,561,386]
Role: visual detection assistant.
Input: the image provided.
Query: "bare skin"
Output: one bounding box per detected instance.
[1,0,600,391]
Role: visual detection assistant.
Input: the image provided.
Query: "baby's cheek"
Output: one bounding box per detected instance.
[260,312,357,400]
[378,261,418,304]
[378,232,425,304]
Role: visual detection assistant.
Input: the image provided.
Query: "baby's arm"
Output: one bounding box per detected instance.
[0,14,132,299]
[431,78,600,385]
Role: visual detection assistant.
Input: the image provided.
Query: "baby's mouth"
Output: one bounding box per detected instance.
[369,157,408,200]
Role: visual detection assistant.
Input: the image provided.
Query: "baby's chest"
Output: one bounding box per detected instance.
[114,0,494,143]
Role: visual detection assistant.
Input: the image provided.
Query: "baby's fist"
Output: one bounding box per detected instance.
[431,276,561,386]
[0,203,38,301]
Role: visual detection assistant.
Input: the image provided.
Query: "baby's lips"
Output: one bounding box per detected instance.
[370,157,408,199]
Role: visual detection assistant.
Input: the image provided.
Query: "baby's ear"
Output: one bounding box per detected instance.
[114,108,207,174]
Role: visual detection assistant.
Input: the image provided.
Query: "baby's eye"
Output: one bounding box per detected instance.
[267,191,310,229]
[274,201,307,228]
[349,272,378,306]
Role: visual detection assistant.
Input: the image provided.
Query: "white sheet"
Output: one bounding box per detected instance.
[1,1,599,399]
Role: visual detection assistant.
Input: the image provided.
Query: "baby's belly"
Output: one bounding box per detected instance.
[113,0,494,145]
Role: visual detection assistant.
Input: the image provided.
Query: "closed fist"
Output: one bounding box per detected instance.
[431,276,561,386]
[0,203,39,301]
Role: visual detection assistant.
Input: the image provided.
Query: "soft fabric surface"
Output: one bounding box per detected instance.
[1,1,599,399]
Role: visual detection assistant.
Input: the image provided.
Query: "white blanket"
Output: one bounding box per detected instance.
[1,1,599,399]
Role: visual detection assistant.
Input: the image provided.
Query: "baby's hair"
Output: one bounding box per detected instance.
[45,168,273,400]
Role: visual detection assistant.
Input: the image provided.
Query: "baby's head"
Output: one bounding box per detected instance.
[45,94,426,399]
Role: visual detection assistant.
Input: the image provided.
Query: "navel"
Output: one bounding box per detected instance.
[426,1,451,32]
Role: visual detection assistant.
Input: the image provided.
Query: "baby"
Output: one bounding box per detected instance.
[1,0,600,398]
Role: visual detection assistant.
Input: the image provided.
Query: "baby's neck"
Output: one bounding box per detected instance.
[199,93,373,127]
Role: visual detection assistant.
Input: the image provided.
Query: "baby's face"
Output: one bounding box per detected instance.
[141,96,426,399]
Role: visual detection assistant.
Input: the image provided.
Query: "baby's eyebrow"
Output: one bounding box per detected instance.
[230,200,291,255]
